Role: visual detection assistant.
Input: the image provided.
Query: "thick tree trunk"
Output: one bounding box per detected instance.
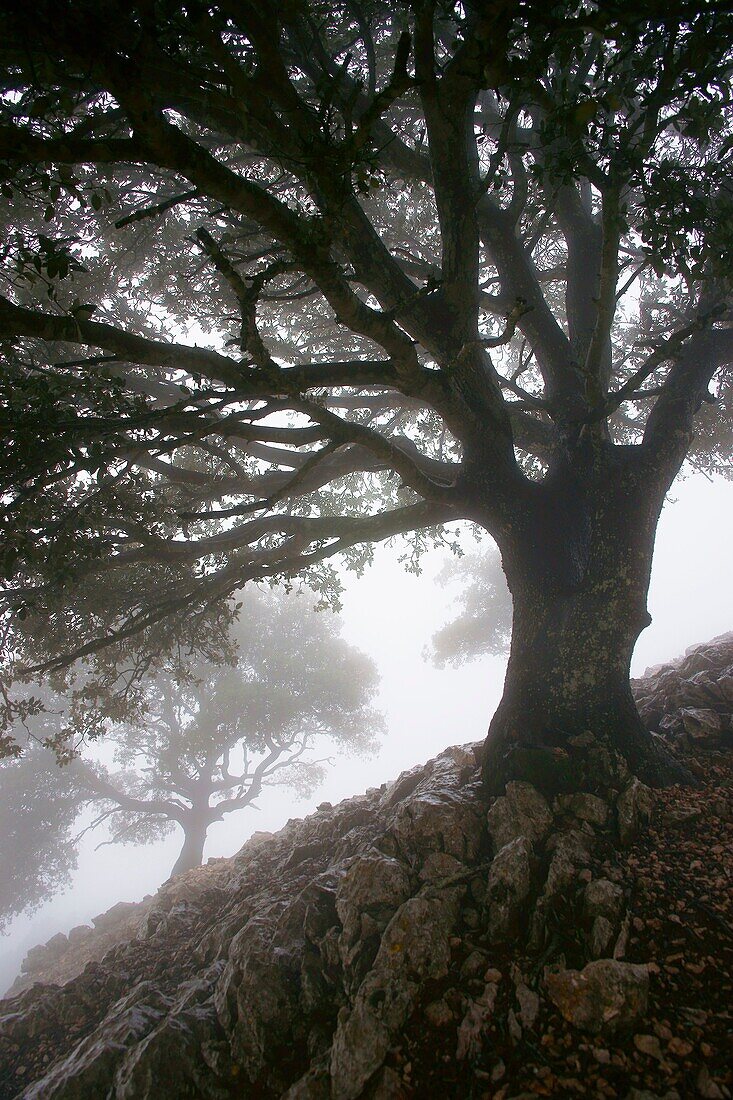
[170,814,209,877]
[480,457,690,795]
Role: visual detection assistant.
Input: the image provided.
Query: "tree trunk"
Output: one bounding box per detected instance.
[480,457,690,795]
[170,814,209,877]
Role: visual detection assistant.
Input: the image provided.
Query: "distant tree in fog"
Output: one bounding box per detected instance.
[426,546,512,668]
[0,587,382,923]
[74,586,382,875]
[0,743,80,932]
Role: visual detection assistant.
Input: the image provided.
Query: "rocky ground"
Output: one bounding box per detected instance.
[6,899,154,998]
[0,634,731,1100]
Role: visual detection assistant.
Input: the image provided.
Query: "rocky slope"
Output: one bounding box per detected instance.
[1,635,731,1100]
[7,899,154,999]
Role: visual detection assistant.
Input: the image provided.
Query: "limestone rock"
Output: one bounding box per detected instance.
[632,632,733,754]
[680,707,723,745]
[424,997,455,1028]
[528,829,594,951]
[336,853,413,948]
[484,836,532,943]
[368,1066,410,1099]
[584,878,625,923]
[329,889,463,1100]
[282,1068,331,1099]
[20,944,51,976]
[456,980,499,1061]
[545,959,649,1035]
[91,901,140,932]
[67,925,93,947]
[513,978,540,1030]
[557,792,609,828]
[44,933,69,958]
[617,778,655,846]
[486,781,552,852]
[589,916,615,959]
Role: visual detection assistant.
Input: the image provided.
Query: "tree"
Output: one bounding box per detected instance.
[0,742,81,932]
[74,586,382,876]
[426,545,512,668]
[0,2,731,795]
[0,586,382,923]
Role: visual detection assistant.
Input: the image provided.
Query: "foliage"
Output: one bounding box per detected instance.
[0,2,731,752]
[0,743,82,931]
[426,545,512,667]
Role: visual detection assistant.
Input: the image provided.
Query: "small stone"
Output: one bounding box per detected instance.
[461,949,489,980]
[667,1037,693,1057]
[589,915,614,959]
[696,1066,725,1099]
[585,878,624,921]
[507,1007,522,1042]
[634,1033,664,1061]
[593,1048,611,1064]
[424,998,454,1028]
[484,967,503,983]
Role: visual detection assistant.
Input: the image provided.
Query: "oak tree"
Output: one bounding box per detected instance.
[72,585,382,877]
[1,1,732,793]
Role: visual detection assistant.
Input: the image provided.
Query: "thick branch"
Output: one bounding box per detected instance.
[71,762,188,823]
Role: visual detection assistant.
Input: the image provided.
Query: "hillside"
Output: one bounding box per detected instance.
[1,635,731,1100]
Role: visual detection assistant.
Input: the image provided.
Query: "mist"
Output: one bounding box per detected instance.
[2,470,730,993]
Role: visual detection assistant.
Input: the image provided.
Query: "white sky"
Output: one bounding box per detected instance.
[1,470,731,991]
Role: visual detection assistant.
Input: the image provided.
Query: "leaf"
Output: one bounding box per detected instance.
[573,101,598,126]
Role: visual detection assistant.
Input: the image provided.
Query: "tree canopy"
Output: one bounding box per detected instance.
[426,546,512,668]
[0,741,80,932]
[0,1,731,783]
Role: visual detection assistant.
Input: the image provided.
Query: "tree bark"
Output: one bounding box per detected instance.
[170,814,210,877]
[479,453,691,795]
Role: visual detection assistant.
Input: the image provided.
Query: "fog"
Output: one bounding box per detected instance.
[1,471,730,993]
